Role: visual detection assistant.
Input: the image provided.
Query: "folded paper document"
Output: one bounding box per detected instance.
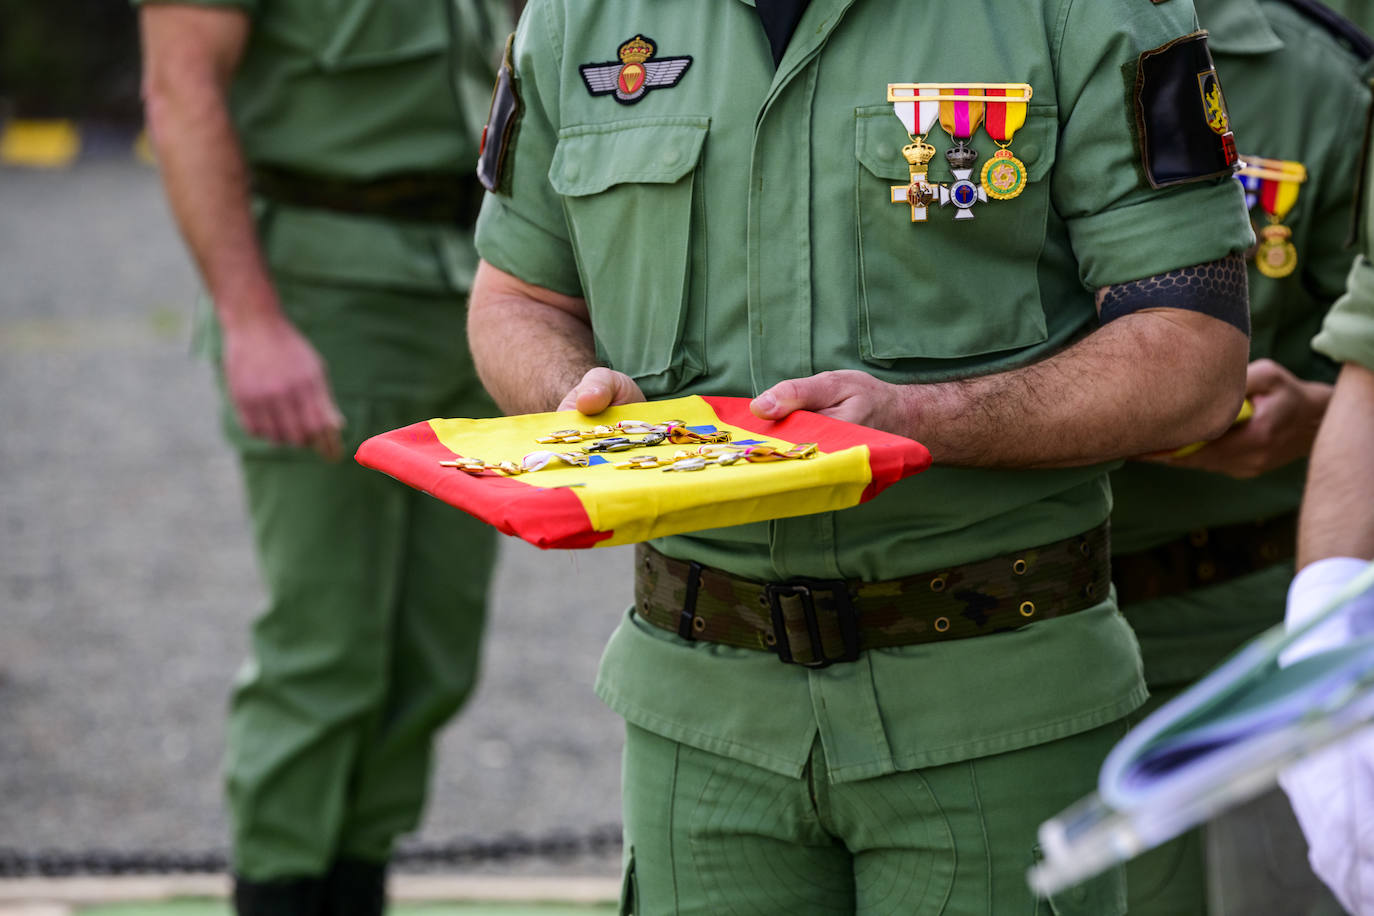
[1028,562,1374,897]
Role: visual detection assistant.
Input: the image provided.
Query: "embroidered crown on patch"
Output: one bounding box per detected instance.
[579,35,692,105]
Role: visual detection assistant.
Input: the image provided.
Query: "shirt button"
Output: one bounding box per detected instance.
[564,163,581,181]
[662,148,682,167]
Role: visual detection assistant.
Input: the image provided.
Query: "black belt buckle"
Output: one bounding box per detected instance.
[764,579,861,668]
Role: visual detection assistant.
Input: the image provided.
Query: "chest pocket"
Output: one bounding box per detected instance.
[551,118,710,395]
[854,104,1058,364]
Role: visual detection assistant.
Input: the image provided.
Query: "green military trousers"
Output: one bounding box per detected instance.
[619,719,1129,916]
[213,271,498,880]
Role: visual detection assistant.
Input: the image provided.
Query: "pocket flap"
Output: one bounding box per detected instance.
[855,104,1058,183]
[551,118,710,197]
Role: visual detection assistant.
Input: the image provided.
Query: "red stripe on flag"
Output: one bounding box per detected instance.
[355,421,612,550]
[700,397,932,501]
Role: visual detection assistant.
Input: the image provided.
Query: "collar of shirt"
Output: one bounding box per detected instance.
[1196,0,1285,55]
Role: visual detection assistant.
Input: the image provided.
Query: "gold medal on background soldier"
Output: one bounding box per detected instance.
[1237,155,1306,279]
[981,84,1033,200]
[887,84,941,222]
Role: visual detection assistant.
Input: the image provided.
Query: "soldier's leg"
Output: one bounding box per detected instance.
[830,719,1128,916]
[333,479,496,863]
[1124,685,1207,914]
[1206,788,1345,915]
[227,449,409,881]
[620,724,855,915]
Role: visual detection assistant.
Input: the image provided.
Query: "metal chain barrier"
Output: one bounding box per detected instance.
[0,824,623,878]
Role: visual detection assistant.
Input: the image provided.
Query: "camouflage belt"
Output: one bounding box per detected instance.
[1113,510,1297,606]
[634,523,1111,668]
[250,165,485,225]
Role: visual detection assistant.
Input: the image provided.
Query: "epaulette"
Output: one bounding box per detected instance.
[1274,0,1374,61]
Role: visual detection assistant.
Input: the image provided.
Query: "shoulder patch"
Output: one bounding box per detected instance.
[477,33,521,195]
[1134,31,1240,189]
[579,35,692,105]
[1275,0,1374,61]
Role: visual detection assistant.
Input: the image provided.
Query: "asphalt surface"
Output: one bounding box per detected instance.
[0,159,630,876]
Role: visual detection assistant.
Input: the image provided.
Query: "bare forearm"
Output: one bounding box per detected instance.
[467,261,599,414]
[140,8,279,327]
[892,309,1248,467]
[1299,363,1374,567]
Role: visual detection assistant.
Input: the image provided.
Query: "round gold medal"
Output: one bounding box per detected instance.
[1255,224,1297,279]
[980,148,1027,200]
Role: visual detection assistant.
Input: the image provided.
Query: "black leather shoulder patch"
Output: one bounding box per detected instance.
[1134,31,1240,189]
[1275,0,1374,61]
[477,33,522,195]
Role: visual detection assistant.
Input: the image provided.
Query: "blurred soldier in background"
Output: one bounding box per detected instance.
[1280,77,1374,913]
[1108,1,1371,912]
[136,1,511,913]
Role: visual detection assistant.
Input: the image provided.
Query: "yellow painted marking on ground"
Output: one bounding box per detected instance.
[133,130,157,166]
[1,121,81,168]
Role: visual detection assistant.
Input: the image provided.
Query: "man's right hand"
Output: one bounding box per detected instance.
[222,314,344,460]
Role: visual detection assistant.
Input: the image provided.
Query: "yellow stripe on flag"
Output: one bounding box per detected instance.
[427,396,875,547]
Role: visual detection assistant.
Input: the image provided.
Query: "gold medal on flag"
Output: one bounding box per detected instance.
[981,85,1033,200]
[1236,155,1306,279]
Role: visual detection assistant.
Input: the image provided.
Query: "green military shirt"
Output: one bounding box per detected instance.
[1110,0,1371,686]
[477,0,1253,780]
[1316,136,1374,369]
[136,0,510,296]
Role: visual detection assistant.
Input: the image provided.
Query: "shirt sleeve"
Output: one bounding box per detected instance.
[130,0,257,10]
[1050,1,1254,289]
[473,0,585,298]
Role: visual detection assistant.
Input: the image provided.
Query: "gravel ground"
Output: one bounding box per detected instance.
[0,159,629,876]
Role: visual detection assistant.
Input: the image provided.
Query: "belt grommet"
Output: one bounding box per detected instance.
[930,575,947,592]
[934,616,950,633]
[692,615,706,633]
[1079,540,1092,557]
[758,593,769,606]
[1189,528,1209,548]
[763,630,777,646]
[1011,558,1027,576]
[1082,582,1096,599]
[1019,601,1036,617]
[1197,560,1216,581]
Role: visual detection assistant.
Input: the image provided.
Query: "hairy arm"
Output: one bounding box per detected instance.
[140,4,341,457]
[752,256,1250,467]
[466,260,645,416]
[1298,362,1374,566]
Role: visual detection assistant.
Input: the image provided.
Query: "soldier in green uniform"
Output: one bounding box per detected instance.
[136,1,509,912]
[1280,114,1374,914]
[469,1,1253,912]
[1324,0,1374,29]
[1108,2,1371,911]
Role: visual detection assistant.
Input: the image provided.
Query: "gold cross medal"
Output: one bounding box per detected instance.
[981,84,1032,200]
[887,85,942,222]
[1237,155,1306,279]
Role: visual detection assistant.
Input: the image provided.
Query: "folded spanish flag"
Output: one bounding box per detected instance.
[355,395,931,549]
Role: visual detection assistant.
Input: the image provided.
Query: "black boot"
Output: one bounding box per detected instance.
[322,858,388,916]
[233,874,326,916]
